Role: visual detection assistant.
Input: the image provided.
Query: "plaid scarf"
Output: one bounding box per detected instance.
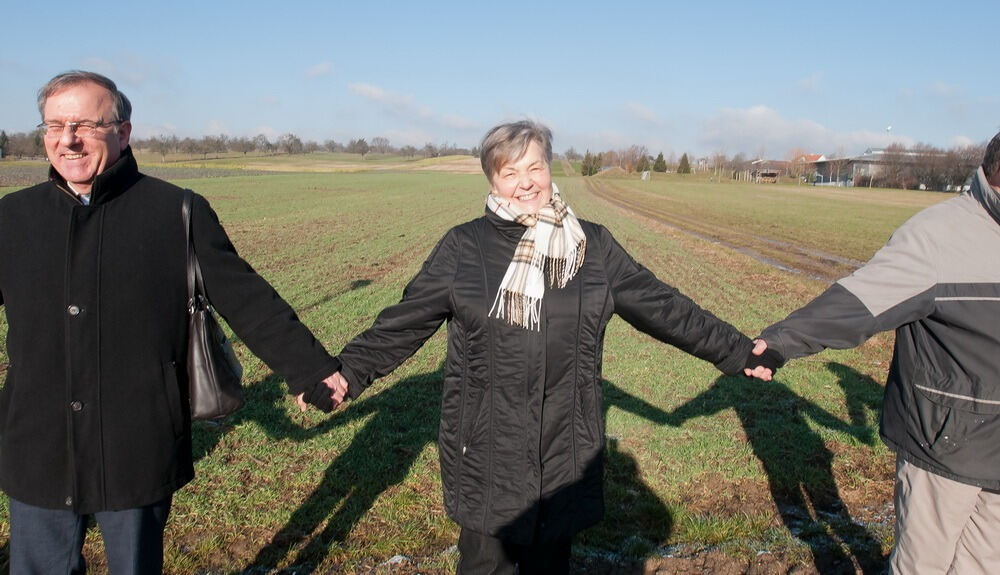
[486,183,586,330]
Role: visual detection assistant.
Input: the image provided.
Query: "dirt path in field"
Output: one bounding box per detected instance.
[562,158,577,176]
[584,179,866,283]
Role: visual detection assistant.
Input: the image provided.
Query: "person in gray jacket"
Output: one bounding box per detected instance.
[750,132,1000,573]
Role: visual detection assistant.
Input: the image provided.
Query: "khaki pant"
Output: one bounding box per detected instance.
[891,456,1000,574]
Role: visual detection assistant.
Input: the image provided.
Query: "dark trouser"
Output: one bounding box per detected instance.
[456,528,572,575]
[8,495,172,575]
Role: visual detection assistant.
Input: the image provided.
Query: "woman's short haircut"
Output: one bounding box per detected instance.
[480,120,553,181]
[37,70,132,123]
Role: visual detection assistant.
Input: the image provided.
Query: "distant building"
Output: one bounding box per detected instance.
[732,158,792,183]
[807,148,976,190]
[795,154,826,164]
[750,159,790,183]
[809,149,920,186]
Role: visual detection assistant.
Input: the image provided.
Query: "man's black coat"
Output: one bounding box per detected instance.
[0,148,339,513]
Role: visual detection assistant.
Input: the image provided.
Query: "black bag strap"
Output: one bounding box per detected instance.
[182,189,208,311]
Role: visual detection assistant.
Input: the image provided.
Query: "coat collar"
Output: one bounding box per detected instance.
[970,166,1000,228]
[48,146,142,206]
[485,205,529,242]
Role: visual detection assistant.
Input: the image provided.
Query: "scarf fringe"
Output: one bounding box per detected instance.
[489,289,542,331]
[538,244,586,288]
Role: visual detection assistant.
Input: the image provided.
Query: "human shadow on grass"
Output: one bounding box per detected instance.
[663,367,886,574]
[242,366,446,573]
[571,381,675,573]
[213,371,676,573]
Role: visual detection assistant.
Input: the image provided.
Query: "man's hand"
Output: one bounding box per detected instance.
[743,339,784,381]
[296,371,350,413]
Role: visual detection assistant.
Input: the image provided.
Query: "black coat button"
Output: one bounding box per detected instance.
[70,401,83,412]
[67,305,81,316]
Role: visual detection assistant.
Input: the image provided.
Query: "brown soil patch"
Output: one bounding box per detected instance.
[584,179,861,283]
[680,474,779,518]
[413,157,483,174]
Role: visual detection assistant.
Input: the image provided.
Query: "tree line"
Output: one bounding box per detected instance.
[565,145,693,177]
[0,129,477,162]
[0,126,985,191]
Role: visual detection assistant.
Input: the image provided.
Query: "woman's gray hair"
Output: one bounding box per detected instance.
[37,70,132,123]
[480,120,553,181]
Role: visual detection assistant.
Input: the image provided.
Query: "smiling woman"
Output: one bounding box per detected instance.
[326,120,760,574]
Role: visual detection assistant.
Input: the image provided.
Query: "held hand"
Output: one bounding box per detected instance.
[324,371,350,406]
[743,339,784,381]
[296,392,309,412]
[297,371,350,413]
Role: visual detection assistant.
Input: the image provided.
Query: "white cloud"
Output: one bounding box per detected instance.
[250,125,281,140]
[206,120,230,136]
[131,122,177,139]
[258,95,281,107]
[79,54,178,90]
[626,102,666,126]
[796,72,823,93]
[950,135,974,147]
[306,62,334,78]
[698,105,913,158]
[929,82,961,97]
[382,128,437,147]
[348,82,480,137]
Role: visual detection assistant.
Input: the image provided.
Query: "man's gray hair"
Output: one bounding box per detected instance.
[480,120,553,182]
[983,132,1000,181]
[37,70,132,123]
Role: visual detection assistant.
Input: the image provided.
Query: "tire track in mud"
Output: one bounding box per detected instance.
[584,179,866,283]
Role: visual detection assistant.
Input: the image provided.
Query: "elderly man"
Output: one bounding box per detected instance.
[750,133,1000,573]
[0,71,346,574]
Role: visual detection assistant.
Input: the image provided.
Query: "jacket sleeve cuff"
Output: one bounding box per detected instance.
[714,335,754,376]
[338,360,367,400]
[285,357,342,396]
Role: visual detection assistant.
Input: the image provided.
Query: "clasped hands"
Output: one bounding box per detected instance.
[295,371,350,413]
[744,339,784,381]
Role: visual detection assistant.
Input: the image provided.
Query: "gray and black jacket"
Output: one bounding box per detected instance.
[762,167,1000,489]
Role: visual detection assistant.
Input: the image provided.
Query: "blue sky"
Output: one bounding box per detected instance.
[2,0,997,159]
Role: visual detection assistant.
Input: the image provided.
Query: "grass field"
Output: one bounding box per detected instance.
[0,157,954,573]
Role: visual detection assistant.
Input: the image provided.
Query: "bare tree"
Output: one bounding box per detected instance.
[370,136,391,154]
[278,133,304,154]
[203,134,228,159]
[910,143,947,190]
[878,143,913,189]
[150,135,177,161]
[826,147,849,186]
[347,138,370,159]
[230,136,255,156]
[786,148,809,184]
[253,134,274,154]
[943,143,986,190]
[711,151,728,179]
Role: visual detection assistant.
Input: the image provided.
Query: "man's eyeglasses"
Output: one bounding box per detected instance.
[37,120,120,138]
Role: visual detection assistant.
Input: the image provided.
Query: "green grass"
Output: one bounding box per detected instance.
[0,162,946,572]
